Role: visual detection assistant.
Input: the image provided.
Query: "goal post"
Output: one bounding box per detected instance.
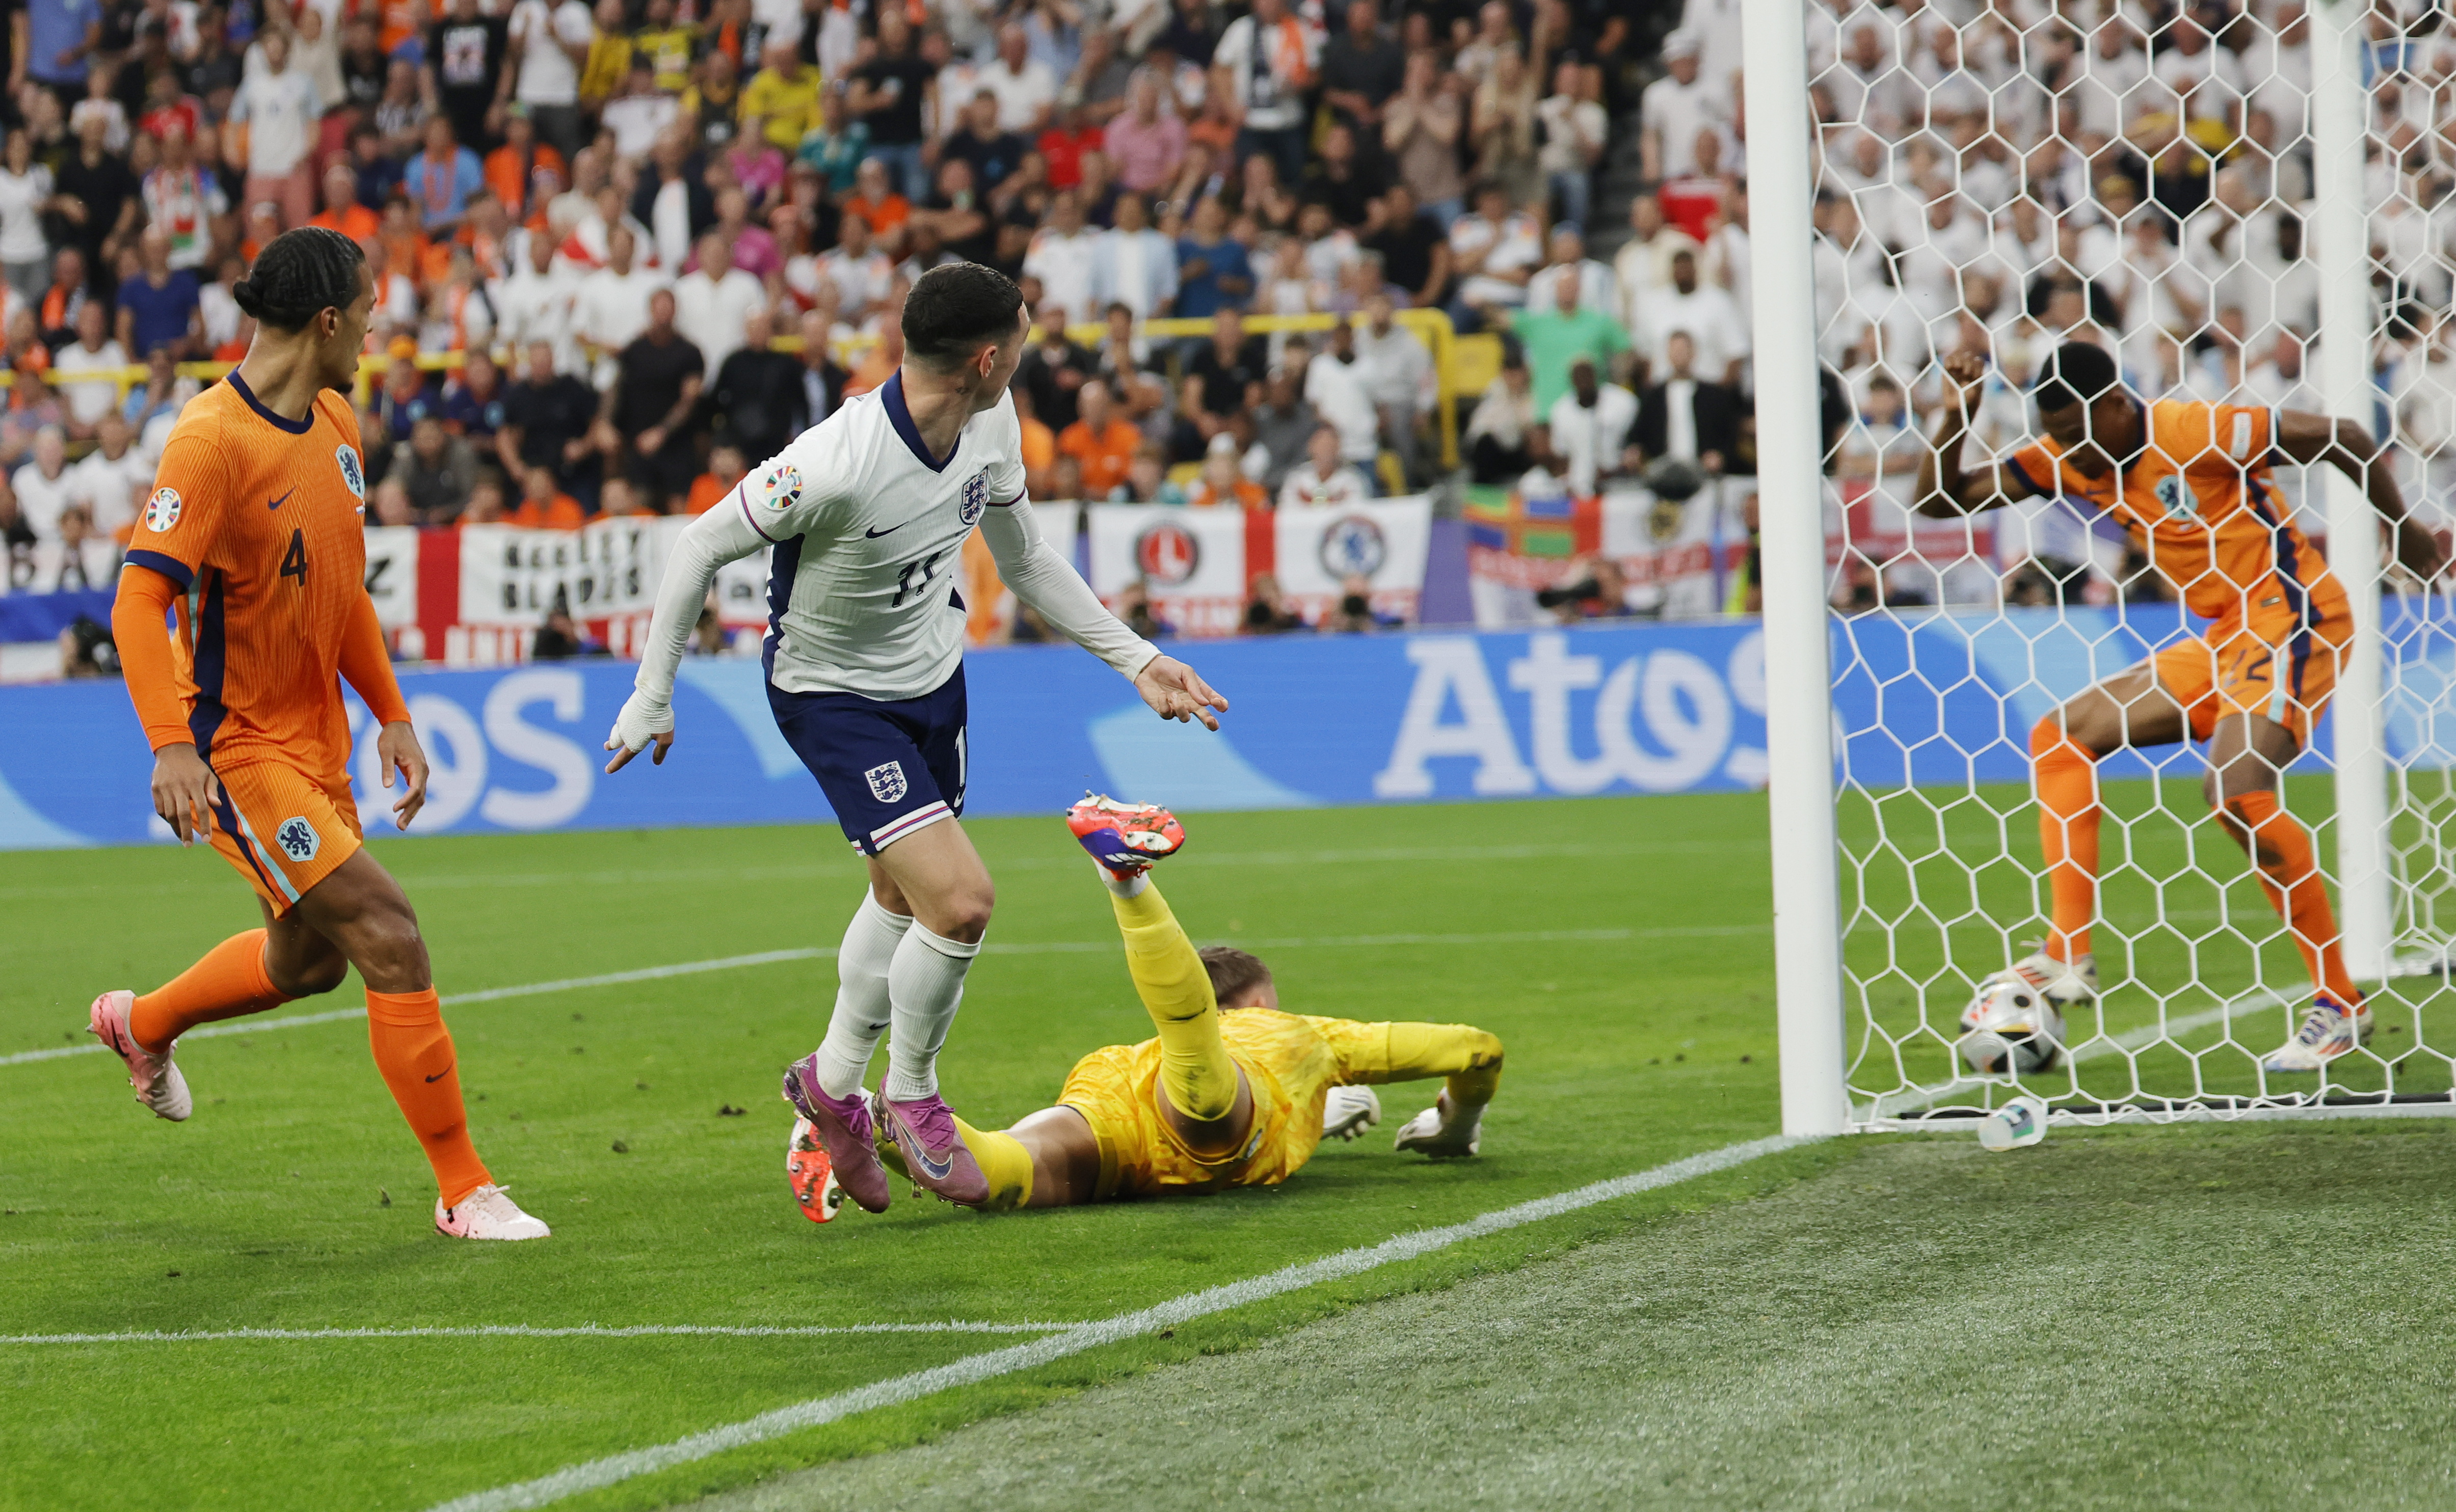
[1744,0,2456,1133]
[1746,0,1852,1139]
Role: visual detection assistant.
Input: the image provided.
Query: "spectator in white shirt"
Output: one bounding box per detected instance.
[1535,59,1607,231]
[1090,189,1178,320]
[1545,357,1639,496]
[573,225,664,388]
[495,229,581,373]
[1279,423,1373,507]
[508,0,594,161]
[1450,182,1544,317]
[812,211,897,321]
[1023,190,1102,328]
[672,232,767,374]
[68,411,147,537]
[1633,248,1750,387]
[1352,293,1433,485]
[230,31,321,229]
[1523,224,1617,316]
[13,425,74,539]
[56,302,129,439]
[983,22,1060,134]
[1640,32,1727,184]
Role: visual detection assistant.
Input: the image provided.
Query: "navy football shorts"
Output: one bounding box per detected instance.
[768,667,968,856]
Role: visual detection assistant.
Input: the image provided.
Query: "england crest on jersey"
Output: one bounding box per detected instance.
[336,445,364,500]
[865,761,909,803]
[958,469,990,526]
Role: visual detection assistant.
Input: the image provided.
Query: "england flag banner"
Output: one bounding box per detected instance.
[1086,504,1253,637]
[1270,497,1433,624]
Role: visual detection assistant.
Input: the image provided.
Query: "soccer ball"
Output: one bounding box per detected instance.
[1956,978,2066,1075]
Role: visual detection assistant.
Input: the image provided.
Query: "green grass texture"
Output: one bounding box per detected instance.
[0,795,1787,1512]
[688,1122,2456,1512]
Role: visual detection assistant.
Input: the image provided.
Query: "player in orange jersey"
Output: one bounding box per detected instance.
[1918,342,2446,1074]
[96,227,547,1241]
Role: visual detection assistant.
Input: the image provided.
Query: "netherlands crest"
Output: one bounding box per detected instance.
[864,761,909,803]
[336,444,365,500]
[275,816,320,862]
[958,469,989,526]
[2154,473,2194,521]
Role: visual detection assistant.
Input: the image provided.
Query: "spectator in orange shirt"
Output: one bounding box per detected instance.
[509,463,588,528]
[1189,432,1267,507]
[1056,378,1140,499]
[485,110,566,221]
[683,441,748,515]
[839,156,912,251]
[308,164,380,241]
[1013,385,1057,496]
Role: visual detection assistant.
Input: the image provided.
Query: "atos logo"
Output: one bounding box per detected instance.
[1134,521,1201,585]
[1318,514,1387,579]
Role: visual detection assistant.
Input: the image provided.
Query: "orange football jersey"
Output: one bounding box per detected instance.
[2006,400,2341,625]
[124,374,373,776]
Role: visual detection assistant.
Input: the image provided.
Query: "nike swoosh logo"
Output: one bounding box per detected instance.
[424,1070,450,1083]
[864,522,905,538]
[907,1135,953,1180]
[268,489,295,511]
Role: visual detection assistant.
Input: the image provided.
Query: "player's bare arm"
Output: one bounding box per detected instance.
[1915,350,2036,519]
[2273,409,2447,581]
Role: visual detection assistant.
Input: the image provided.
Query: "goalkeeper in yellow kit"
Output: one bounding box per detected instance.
[783,797,1504,1216]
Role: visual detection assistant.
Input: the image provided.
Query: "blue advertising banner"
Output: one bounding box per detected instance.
[4,604,2452,850]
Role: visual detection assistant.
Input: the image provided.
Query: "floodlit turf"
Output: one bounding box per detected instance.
[0,795,1786,1512]
[680,1122,2456,1512]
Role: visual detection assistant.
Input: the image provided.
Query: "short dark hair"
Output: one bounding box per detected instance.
[902,262,1024,366]
[233,228,366,332]
[1199,946,1273,1006]
[2032,341,2118,415]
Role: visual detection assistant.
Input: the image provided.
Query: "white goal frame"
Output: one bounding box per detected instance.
[1745,0,2455,1135]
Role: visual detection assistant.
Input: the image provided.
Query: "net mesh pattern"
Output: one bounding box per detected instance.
[1799,0,2456,1126]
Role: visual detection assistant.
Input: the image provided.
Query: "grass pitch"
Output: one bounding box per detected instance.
[8,786,2454,1512]
[0,795,1782,1512]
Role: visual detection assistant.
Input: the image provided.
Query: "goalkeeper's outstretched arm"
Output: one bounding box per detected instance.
[978,493,1231,730]
[602,498,769,772]
[1916,350,2038,520]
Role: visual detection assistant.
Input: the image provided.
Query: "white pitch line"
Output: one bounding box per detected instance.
[4,926,1727,1070]
[1,1322,1065,1346]
[427,1132,1812,1512]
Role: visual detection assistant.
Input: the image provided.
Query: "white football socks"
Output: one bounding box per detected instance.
[812,891,913,1099]
[883,920,981,1102]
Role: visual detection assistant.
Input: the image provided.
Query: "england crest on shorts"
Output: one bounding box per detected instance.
[958,469,989,526]
[275,816,320,862]
[336,444,365,500]
[865,761,909,803]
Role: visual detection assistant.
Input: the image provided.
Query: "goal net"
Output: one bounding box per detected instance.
[1778,0,2456,1128]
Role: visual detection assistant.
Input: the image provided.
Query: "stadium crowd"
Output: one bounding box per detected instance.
[0,0,1664,571]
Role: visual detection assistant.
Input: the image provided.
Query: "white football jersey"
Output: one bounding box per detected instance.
[736,373,1027,700]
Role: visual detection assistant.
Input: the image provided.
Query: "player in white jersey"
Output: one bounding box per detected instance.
[603,264,1227,1210]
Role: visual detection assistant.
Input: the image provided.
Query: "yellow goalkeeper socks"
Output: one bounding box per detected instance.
[1111,883,1240,1123]
[952,1116,1033,1211]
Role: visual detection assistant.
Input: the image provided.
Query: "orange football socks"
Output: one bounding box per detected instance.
[2222,792,2362,1007]
[2031,719,2100,963]
[365,988,492,1208]
[129,929,291,1054]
